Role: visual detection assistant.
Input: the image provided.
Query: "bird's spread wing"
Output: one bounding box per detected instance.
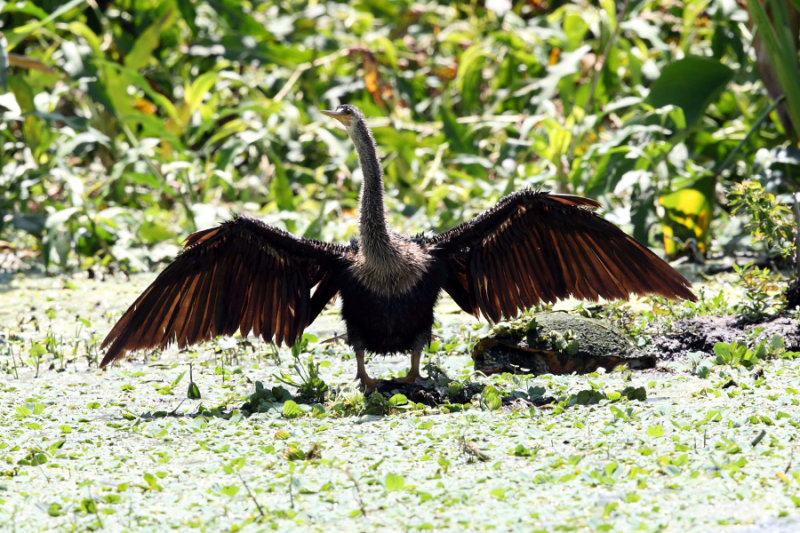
[425,190,695,322]
[100,215,349,367]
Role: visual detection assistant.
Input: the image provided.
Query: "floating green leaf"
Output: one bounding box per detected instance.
[385,473,405,492]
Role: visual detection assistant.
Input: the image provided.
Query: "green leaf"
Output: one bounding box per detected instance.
[770,335,785,351]
[384,473,404,492]
[0,34,7,91]
[178,71,219,129]
[143,472,163,491]
[563,11,590,50]
[647,425,664,438]
[621,386,647,401]
[125,8,175,71]
[187,381,201,400]
[481,387,503,410]
[646,56,733,126]
[29,342,46,358]
[286,446,305,461]
[490,487,506,501]
[282,400,302,418]
[47,502,63,517]
[267,148,295,211]
[138,221,173,244]
[388,394,408,406]
[170,370,186,388]
[456,43,490,112]
[575,389,603,405]
[714,342,731,364]
[220,484,240,498]
[746,0,800,139]
[370,35,398,68]
[5,0,86,51]
[513,444,532,457]
[440,104,472,154]
[659,175,715,256]
[79,498,97,514]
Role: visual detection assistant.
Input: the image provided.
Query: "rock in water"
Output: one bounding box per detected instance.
[472,312,655,375]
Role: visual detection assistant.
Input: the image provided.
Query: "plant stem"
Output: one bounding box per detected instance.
[793,191,800,280]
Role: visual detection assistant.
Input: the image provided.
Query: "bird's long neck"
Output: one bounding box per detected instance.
[351,119,393,261]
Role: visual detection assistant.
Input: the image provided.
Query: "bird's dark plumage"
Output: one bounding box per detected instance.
[100,216,348,366]
[101,104,695,387]
[426,189,695,322]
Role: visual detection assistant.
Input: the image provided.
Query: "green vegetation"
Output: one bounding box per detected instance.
[2,0,798,271]
[3,0,800,531]
[2,275,800,531]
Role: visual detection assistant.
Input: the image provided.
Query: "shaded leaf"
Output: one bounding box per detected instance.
[646,56,733,126]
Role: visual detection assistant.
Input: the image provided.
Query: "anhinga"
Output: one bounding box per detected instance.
[101,105,695,389]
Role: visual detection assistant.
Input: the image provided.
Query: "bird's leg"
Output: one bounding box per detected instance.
[396,350,424,384]
[355,350,377,391]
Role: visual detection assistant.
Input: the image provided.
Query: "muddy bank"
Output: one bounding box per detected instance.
[653,314,800,360]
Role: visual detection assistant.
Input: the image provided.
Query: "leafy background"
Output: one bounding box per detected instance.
[2,0,796,273]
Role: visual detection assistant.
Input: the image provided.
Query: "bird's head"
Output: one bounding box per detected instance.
[321,104,364,130]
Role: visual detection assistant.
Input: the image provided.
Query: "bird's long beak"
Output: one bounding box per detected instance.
[321,109,352,126]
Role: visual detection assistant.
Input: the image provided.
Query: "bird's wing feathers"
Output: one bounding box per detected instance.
[427,190,695,322]
[100,215,349,367]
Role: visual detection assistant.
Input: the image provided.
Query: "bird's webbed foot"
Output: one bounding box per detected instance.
[357,373,379,393]
[355,350,379,392]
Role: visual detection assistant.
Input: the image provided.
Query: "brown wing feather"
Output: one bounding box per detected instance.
[100,215,349,367]
[427,189,695,322]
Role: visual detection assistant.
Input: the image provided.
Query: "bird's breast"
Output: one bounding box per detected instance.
[350,238,432,296]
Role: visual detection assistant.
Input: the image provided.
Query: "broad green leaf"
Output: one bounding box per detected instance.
[563,11,589,50]
[388,394,408,406]
[714,342,731,362]
[646,56,733,126]
[659,175,714,255]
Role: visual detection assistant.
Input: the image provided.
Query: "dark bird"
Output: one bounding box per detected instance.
[100,105,695,389]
